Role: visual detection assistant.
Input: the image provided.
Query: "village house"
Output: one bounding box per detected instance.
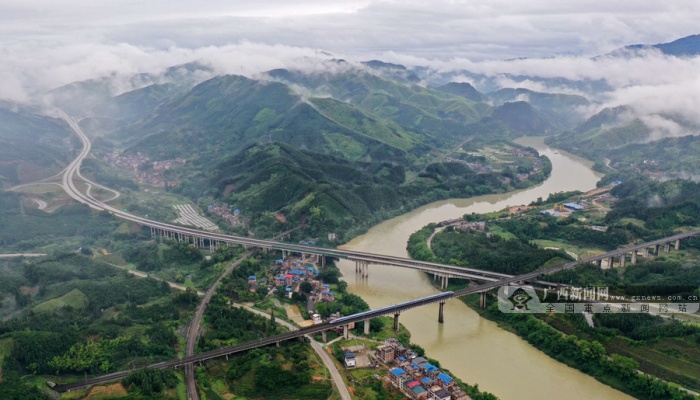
[389,367,409,389]
[376,344,395,363]
[343,350,356,368]
[321,291,335,302]
[429,385,451,400]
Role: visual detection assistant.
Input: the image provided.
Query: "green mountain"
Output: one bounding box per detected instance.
[121,75,411,163]
[0,103,74,186]
[488,101,552,135]
[201,142,528,238]
[264,67,491,145]
[487,88,590,131]
[617,34,700,57]
[435,82,485,103]
[77,65,558,237]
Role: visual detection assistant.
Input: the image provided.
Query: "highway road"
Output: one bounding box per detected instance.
[184,251,255,400]
[52,110,560,286]
[52,109,700,394]
[55,222,700,393]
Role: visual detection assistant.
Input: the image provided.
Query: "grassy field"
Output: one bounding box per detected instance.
[32,288,89,313]
[606,337,700,391]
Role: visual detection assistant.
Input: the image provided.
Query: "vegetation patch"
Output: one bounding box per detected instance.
[32,288,89,313]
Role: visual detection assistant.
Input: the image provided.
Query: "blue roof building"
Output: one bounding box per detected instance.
[421,377,434,386]
[437,372,452,385]
[411,386,427,396]
[248,275,256,280]
[390,367,406,376]
[424,364,438,373]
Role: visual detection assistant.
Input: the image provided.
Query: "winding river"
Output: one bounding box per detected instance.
[337,137,633,400]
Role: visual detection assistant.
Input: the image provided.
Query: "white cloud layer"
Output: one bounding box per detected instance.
[1,0,700,136]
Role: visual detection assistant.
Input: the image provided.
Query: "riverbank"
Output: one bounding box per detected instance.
[337,137,637,400]
[459,294,697,400]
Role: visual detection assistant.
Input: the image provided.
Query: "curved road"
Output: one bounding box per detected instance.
[55,110,349,399]
[54,109,700,397]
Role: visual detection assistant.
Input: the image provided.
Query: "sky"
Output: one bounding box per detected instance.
[1,0,700,123]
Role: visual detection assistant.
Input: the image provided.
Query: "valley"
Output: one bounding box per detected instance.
[2,31,700,400]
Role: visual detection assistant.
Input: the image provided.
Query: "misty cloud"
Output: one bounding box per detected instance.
[2,0,700,140]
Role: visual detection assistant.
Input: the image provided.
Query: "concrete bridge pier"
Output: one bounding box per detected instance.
[607,257,614,268]
[654,244,660,254]
[151,227,156,238]
[619,254,626,268]
[364,319,370,335]
[322,331,327,343]
[438,301,445,323]
[343,325,349,340]
[631,251,637,265]
[321,256,326,269]
[480,292,487,309]
[276,341,281,348]
[643,247,649,257]
[596,259,602,268]
[675,239,681,250]
[393,313,400,331]
[664,243,670,253]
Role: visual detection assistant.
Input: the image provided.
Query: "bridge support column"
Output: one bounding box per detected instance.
[643,247,649,257]
[654,244,660,254]
[151,227,156,238]
[675,239,681,250]
[631,251,637,265]
[322,330,327,343]
[607,257,614,268]
[364,319,370,335]
[276,341,281,348]
[480,292,487,309]
[355,261,359,274]
[225,354,229,361]
[619,254,626,268]
[321,256,326,268]
[343,325,349,340]
[438,301,445,324]
[393,313,400,331]
[664,243,670,253]
[597,259,602,268]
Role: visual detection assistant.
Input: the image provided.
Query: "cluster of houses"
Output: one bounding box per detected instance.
[103,152,186,187]
[152,158,186,171]
[378,339,471,400]
[262,258,333,301]
[207,202,244,227]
